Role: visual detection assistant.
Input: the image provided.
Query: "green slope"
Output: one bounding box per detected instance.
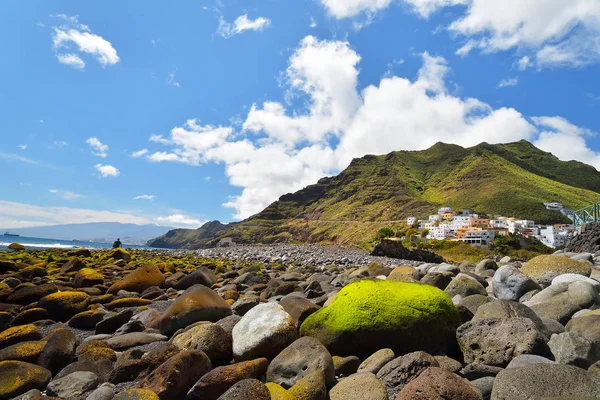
[148,141,600,249]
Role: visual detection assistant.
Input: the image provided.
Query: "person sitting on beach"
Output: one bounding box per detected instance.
[112,238,122,248]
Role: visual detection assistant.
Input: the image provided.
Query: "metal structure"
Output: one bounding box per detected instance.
[573,202,600,227]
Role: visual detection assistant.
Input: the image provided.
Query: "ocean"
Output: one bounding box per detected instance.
[0,234,158,251]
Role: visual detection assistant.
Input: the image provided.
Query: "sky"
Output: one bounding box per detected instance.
[1,0,600,229]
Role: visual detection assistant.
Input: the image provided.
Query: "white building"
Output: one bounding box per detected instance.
[438,207,453,214]
[545,202,564,211]
[406,217,417,226]
[508,220,534,234]
[429,214,442,222]
[490,219,508,229]
[427,226,454,240]
[459,230,496,245]
[538,225,569,248]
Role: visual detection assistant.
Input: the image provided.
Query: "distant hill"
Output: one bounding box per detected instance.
[3,222,175,246]
[147,140,600,249]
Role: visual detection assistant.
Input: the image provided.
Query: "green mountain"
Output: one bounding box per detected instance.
[148,140,600,249]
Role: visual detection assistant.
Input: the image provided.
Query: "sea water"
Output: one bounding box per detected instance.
[0,234,158,251]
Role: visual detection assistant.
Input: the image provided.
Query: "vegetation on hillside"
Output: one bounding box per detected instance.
[148,140,600,249]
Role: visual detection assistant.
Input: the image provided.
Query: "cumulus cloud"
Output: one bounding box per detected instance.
[320,0,600,69]
[155,214,203,228]
[133,195,156,201]
[94,164,119,178]
[86,137,108,158]
[131,149,149,158]
[142,35,598,220]
[51,14,120,69]
[217,14,271,38]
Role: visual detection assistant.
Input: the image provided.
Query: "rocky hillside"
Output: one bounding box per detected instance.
[148,140,600,249]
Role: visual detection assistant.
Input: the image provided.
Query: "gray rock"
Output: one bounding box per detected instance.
[330,373,388,400]
[105,332,167,351]
[491,363,600,399]
[475,259,498,275]
[548,331,600,368]
[460,294,492,316]
[358,348,395,375]
[47,371,99,398]
[86,383,115,400]
[376,351,439,399]
[471,377,494,400]
[527,281,598,323]
[492,265,540,301]
[445,273,487,298]
[457,317,549,367]
[267,336,335,389]
[171,322,232,365]
[506,354,555,369]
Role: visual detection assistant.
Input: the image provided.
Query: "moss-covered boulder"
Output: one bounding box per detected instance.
[106,297,153,310]
[0,324,42,350]
[7,243,25,251]
[105,248,132,262]
[60,257,87,274]
[113,388,160,400]
[0,360,51,399]
[38,291,90,321]
[0,340,47,363]
[107,265,164,294]
[300,280,460,358]
[522,255,592,286]
[73,268,104,287]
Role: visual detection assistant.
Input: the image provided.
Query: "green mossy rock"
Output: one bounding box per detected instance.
[7,243,25,251]
[107,265,165,295]
[38,291,90,321]
[300,280,460,358]
[73,268,104,287]
[0,360,51,399]
[522,255,592,285]
[105,248,132,262]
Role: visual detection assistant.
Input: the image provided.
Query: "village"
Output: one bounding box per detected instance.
[406,203,575,248]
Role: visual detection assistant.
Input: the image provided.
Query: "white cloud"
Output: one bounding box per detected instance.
[498,77,519,88]
[134,195,156,201]
[217,14,271,38]
[0,200,152,229]
[321,0,600,69]
[516,56,533,71]
[56,53,85,70]
[94,164,120,178]
[0,152,41,165]
[167,72,180,87]
[49,189,84,201]
[132,149,149,158]
[142,36,598,220]
[310,17,318,28]
[86,137,108,158]
[18,145,27,150]
[155,214,203,228]
[52,15,119,69]
[53,140,69,148]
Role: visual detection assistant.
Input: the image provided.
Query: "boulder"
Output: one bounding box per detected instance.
[73,268,104,288]
[109,343,178,384]
[357,348,395,375]
[267,336,335,389]
[217,379,271,400]
[0,324,42,350]
[387,266,419,282]
[456,318,549,367]
[548,331,600,368]
[105,332,167,351]
[186,358,269,400]
[113,388,159,400]
[38,328,77,375]
[46,371,99,398]
[0,360,51,399]
[376,351,439,399]
[38,291,90,321]
[104,248,131,262]
[492,265,540,301]
[0,340,46,363]
[7,283,58,305]
[280,295,321,325]
[475,259,498,275]
[371,239,443,263]
[444,273,487,298]
[300,280,460,358]
[60,258,87,274]
[396,367,482,400]
[142,350,211,399]
[287,370,327,400]
[174,267,218,290]
[333,355,360,377]
[527,280,598,323]
[154,284,232,336]
[491,363,600,399]
[521,255,591,286]
[171,322,232,365]
[330,373,388,400]
[107,265,164,295]
[232,302,297,361]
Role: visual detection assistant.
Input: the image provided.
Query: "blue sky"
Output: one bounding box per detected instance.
[1,0,600,229]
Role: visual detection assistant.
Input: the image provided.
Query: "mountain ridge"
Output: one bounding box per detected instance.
[148,140,600,249]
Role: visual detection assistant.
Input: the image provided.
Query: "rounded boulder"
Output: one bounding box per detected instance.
[300,280,460,358]
[232,302,298,361]
[521,255,591,286]
[107,265,164,295]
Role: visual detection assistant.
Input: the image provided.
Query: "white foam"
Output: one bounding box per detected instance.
[0,242,81,249]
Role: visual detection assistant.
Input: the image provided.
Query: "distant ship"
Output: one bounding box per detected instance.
[3,232,20,237]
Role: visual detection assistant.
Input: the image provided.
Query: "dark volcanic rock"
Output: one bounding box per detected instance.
[371,239,444,263]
